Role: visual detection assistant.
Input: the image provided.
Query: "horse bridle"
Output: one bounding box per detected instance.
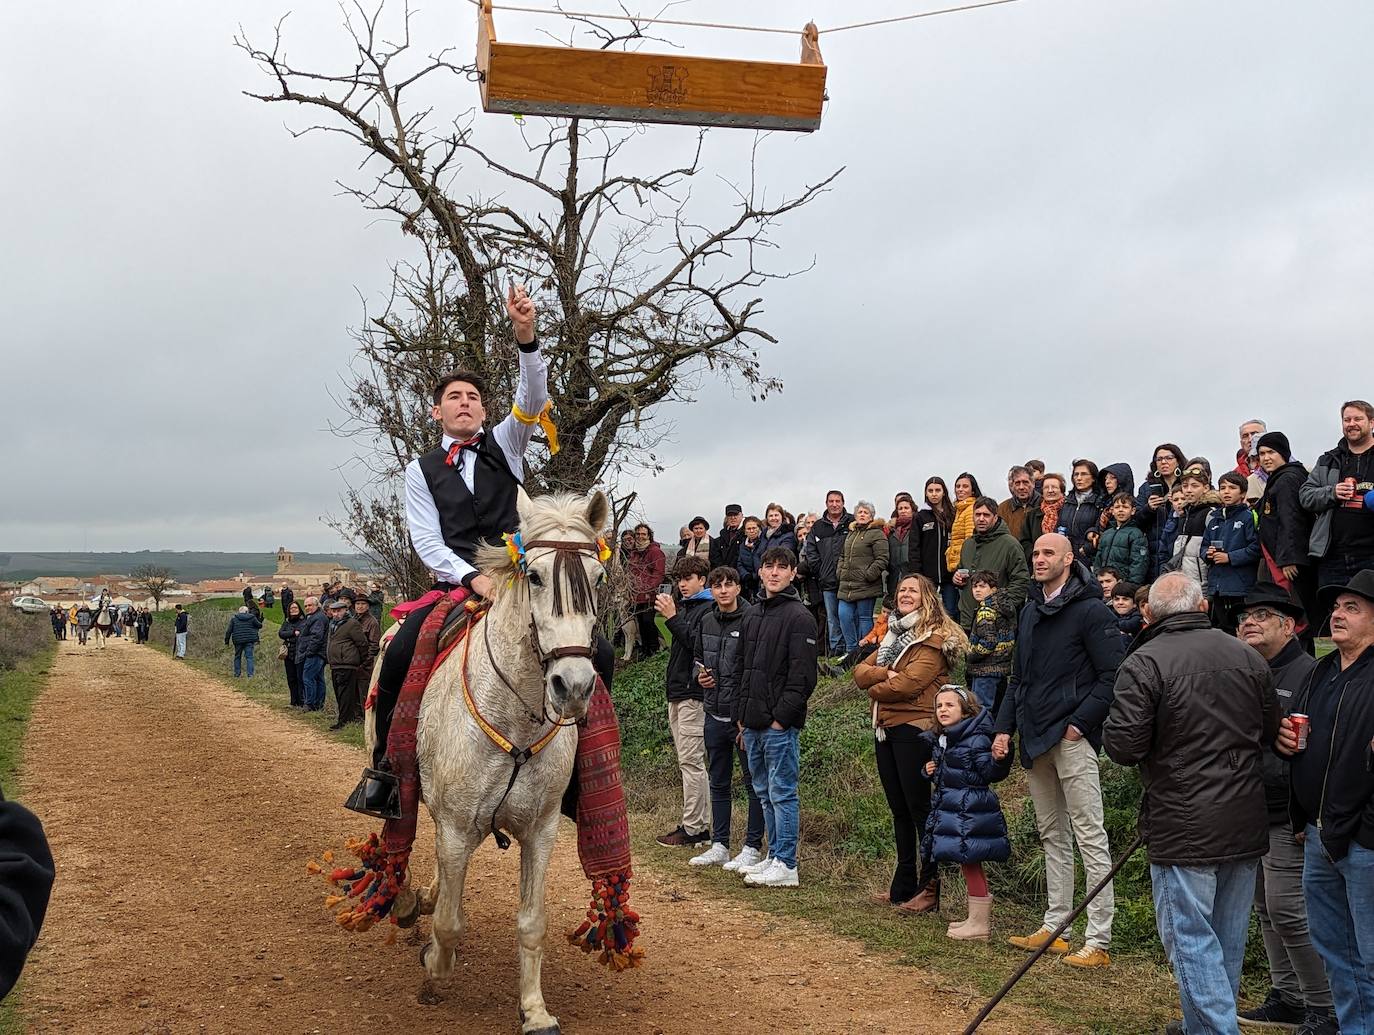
[479,536,604,729]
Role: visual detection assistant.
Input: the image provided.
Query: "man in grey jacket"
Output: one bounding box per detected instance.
[1300,400,1374,624]
[1105,574,1279,1035]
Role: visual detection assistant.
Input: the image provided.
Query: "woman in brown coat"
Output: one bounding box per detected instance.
[853,573,968,911]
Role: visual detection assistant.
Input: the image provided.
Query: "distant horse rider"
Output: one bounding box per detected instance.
[355,282,613,814]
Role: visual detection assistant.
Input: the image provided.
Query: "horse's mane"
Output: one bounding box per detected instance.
[474,492,601,602]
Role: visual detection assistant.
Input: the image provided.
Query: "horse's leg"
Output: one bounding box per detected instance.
[422,823,473,982]
[516,811,561,1035]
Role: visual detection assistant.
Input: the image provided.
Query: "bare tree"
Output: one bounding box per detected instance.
[236,3,838,566]
[129,564,175,611]
[327,485,431,602]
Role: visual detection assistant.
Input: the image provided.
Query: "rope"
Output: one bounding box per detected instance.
[465,0,1025,37]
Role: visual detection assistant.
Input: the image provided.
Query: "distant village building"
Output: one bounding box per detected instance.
[274,547,356,588]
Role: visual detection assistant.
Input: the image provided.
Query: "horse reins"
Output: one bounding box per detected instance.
[464,535,604,848]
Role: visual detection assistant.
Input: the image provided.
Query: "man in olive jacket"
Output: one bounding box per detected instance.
[324,598,372,729]
[1105,573,1279,1035]
[955,497,1030,630]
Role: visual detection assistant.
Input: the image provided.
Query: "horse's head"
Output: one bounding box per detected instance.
[480,488,611,721]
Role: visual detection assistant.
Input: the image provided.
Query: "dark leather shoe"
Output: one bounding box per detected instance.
[344,767,402,820]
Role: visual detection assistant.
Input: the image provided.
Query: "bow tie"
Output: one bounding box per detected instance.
[445,434,483,466]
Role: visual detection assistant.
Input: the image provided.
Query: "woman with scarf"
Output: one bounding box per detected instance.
[853,574,968,912]
[885,493,920,605]
[1019,472,1068,563]
[918,477,958,617]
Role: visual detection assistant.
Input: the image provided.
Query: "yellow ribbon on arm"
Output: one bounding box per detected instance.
[511,400,560,456]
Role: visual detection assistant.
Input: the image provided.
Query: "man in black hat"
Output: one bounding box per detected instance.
[1255,431,1318,648]
[712,504,745,571]
[1235,586,1335,1033]
[1277,570,1374,1035]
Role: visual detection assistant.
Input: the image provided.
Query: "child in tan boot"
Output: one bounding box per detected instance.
[923,685,1012,940]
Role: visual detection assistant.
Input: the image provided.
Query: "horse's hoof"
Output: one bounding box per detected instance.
[393,886,420,928]
[519,1009,560,1035]
[417,978,444,1006]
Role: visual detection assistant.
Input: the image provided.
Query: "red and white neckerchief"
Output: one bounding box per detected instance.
[445,433,483,466]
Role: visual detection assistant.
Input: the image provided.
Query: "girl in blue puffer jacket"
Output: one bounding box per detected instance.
[922,686,1012,941]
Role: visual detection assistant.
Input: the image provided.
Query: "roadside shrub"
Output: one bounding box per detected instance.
[0,609,52,672]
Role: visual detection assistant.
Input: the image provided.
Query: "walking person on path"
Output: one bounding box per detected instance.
[173,604,188,658]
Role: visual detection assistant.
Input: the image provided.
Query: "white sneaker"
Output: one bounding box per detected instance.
[747,861,799,888]
[690,842,730,867]
[740,854,774,876]
[723,845,762,872]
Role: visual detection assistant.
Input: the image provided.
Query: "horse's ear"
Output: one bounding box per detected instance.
[516,485,535,525]
[585,490,610,535]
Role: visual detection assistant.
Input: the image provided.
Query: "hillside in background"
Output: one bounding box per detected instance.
[0,551,371,583]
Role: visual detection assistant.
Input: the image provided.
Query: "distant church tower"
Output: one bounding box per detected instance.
[276,547,294,573]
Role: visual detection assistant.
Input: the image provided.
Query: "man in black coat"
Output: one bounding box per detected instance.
[732,546,818,888]
[1254,432,1318,647]
[993,532,1124,967]
[1276,571,1374,1035]
[1105,574,1280,1035]
[800,490,852,657]
[1233,585,1334,1032]
[711,504,746,571]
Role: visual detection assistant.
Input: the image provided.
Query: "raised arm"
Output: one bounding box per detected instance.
[492,282,551,469]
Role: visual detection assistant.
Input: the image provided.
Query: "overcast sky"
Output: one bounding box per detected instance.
[4,0,1372,552]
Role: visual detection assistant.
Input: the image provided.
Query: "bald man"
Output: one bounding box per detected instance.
[994,533,1125,968]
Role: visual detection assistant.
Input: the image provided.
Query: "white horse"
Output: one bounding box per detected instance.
[366,488,608,1035]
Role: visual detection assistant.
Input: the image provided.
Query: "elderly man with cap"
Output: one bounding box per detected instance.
[1255,431,1319,648]
[324,595,371,729]
[712,504,746,570]
[1234,585,1336,1034]
[1276,570,1374,1035]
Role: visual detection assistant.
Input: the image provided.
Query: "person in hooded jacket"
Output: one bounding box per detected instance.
[1254,432,1319,648]
[688,567,764,872]
[853,573,967,912]
[922,685,1012,941]
[1299,399,1374,607]
[993,533,1125,968]
[1136,443,1189,580]
[1098,462,1136,507]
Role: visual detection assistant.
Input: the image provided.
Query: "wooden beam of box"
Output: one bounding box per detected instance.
[476,5,827,132]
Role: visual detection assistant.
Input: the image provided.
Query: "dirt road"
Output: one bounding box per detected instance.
[19,638,1044,1033]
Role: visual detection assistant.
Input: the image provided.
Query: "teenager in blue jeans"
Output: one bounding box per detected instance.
[732,546,819,889]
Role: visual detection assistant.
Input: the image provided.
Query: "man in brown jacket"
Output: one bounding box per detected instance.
[351,595,382,669]
[325,598,371,729]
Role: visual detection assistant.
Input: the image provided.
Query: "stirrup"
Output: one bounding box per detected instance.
[344,766,402,820]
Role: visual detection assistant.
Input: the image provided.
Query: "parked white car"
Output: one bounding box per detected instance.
[10,595,49,614]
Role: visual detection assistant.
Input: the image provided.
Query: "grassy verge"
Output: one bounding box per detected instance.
[0,612,59,1035]
[149,600,366,751]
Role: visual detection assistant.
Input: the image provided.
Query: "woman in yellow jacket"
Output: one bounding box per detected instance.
[853,573,968,912]
[943,473,983,597]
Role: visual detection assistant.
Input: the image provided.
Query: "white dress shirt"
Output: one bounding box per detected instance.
[404,347,549,586]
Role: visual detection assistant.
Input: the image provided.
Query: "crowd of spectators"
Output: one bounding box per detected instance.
[624,401,1374,1035]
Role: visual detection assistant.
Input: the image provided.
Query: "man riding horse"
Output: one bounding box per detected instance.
[356,282,614,814]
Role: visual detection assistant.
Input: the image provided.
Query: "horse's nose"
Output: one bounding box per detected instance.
[551,671,594,709]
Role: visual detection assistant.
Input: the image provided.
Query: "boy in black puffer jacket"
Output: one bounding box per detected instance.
[689,567,763,871]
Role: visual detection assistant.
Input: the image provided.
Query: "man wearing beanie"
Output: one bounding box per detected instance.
[1256,431,1318,649]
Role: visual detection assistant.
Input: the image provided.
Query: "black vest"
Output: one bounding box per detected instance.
[416,433,522,566]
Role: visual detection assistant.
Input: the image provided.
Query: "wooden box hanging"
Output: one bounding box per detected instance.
[476,0,827,132]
